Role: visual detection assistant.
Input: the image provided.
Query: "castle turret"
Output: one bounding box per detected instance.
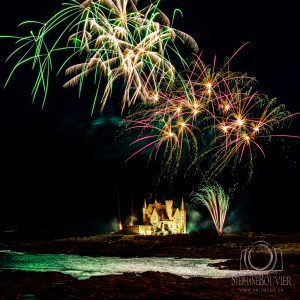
[180,198,186,234]
[143,199,149,224]
[165,200,173,220]
[180,198,185,211]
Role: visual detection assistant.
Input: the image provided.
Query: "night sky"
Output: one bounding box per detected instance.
[0,0,299,238]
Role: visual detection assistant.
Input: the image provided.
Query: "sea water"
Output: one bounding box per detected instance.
[0,250,271,280]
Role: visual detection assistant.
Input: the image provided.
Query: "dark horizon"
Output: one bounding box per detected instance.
[0,0,299,238]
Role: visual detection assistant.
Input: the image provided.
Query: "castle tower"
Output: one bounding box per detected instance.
[165,200,173,220]
[180,198,186,234]
[142,199,149,224]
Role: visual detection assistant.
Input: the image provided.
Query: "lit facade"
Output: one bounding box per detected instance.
[126,199,186,235]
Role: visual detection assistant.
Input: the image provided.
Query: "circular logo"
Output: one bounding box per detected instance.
[244,241,278,271]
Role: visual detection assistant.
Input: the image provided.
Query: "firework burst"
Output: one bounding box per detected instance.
[1,0,197,113]
[191,183,229,236]
[124,51,298,179]
[1,2,298,181]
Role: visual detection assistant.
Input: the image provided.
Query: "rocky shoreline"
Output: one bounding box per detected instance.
[0,269,299,300]
[3,233,300,259]
[1,233,300,299]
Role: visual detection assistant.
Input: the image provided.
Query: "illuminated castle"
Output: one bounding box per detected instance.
[125,199,186,235]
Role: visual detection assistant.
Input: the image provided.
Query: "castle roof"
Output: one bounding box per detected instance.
[145,200,185,223]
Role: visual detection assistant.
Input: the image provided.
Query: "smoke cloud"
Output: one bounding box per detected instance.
[187,208,212,233]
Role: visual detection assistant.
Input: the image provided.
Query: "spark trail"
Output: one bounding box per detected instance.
[1,0,197,113]
[191,183,229,236]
